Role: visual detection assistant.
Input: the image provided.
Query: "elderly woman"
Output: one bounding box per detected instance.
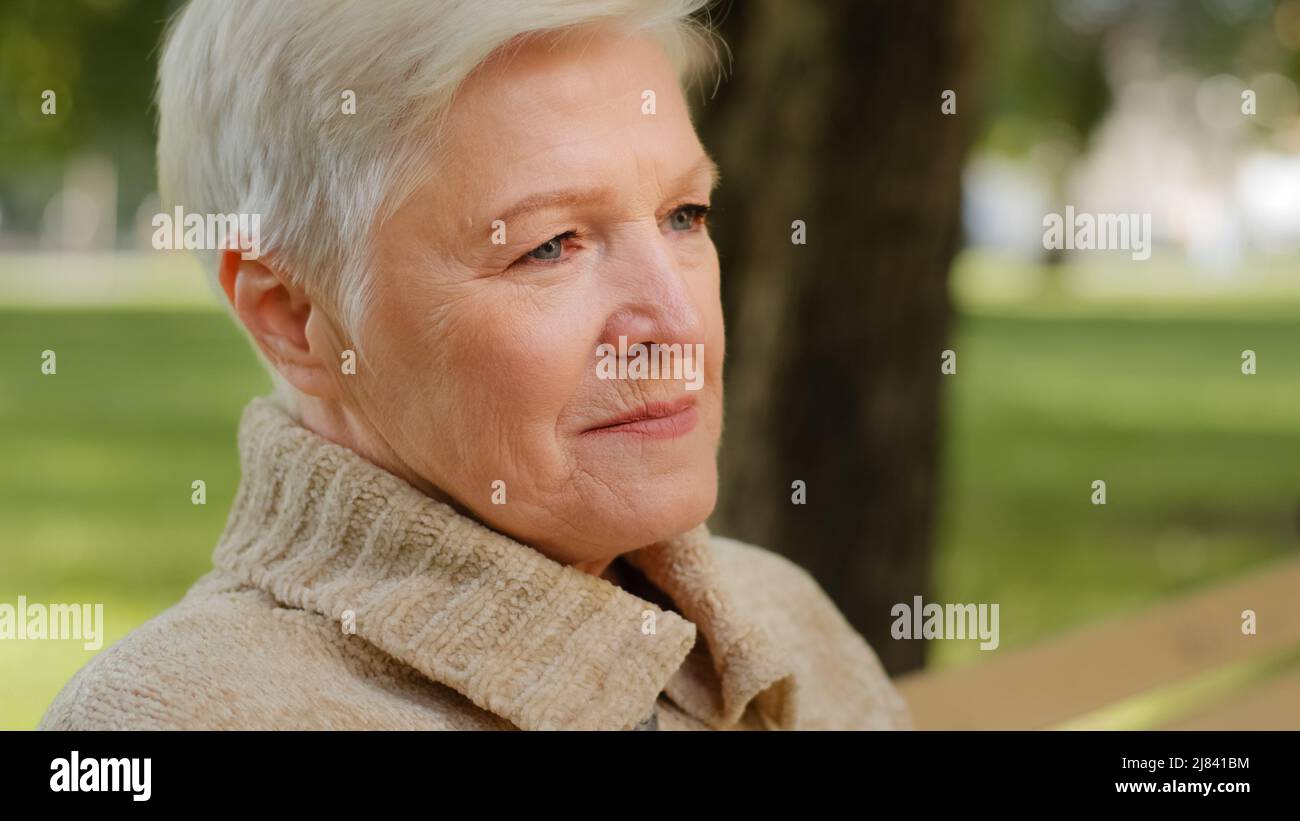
[40,0,910,731]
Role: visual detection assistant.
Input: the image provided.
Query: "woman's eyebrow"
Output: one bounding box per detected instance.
[487,153,722,229]
[491,186,617,228]
[694,152,721,193]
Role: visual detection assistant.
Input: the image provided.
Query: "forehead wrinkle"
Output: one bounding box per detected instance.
[457,89,714,235]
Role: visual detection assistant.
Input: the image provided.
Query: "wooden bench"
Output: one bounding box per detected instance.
[895,556,1300,730]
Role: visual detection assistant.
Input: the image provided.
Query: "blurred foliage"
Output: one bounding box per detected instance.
[0,0,176,234]
[3,0,1298,232]
[977,0,1110,156]
[977,0,1290,156]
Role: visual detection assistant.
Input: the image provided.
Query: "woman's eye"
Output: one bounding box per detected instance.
[523,231,574,263]
[667,203,711,232]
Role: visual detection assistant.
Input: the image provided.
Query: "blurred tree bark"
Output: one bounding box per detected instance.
[694,0,976,675]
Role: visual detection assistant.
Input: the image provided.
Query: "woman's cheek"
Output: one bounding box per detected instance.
[452,311,582,423]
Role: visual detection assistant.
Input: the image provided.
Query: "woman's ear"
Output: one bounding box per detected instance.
[218,248,340,399]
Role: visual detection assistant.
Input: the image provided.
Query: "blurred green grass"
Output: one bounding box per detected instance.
[1,308,270,728]
[930,306,1300,667]
[2,282,1299,727]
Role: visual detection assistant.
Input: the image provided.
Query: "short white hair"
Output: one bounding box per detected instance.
[156,0,718,400]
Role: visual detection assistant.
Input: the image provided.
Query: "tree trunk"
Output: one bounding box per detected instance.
[694,0,976,675]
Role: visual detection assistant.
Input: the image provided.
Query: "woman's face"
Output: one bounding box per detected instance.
[341,27,725,566]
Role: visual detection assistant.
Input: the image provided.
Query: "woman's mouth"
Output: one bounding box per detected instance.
[582,398,699,439]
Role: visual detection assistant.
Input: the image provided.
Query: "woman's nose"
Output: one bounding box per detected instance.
[597,229,705,350]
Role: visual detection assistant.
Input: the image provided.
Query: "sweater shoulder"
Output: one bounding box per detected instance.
[706,534,914,730]
[37,574,258,729]
[37,570,502,730]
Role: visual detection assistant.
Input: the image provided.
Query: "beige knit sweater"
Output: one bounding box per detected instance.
[39,397,912,731]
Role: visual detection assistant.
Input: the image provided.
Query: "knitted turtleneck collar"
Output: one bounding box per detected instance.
[210,397,798,731]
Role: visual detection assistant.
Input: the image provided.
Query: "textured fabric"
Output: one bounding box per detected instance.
[39,397,913,731]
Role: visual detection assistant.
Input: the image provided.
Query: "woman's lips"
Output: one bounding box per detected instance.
[583,399,699,439]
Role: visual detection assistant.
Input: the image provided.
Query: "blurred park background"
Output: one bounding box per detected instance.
[3,0,1300,729]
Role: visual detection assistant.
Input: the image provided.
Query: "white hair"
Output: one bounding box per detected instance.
[156,0,719,404]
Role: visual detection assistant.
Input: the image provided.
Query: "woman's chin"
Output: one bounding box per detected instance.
[588,470,719,552]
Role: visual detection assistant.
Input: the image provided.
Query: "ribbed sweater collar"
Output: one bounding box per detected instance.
[210,397,797,730]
